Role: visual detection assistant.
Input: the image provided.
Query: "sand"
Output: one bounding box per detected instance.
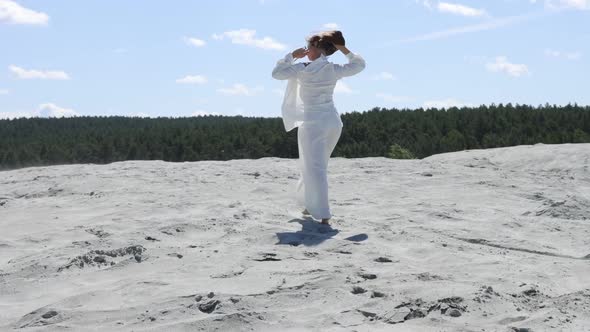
[1,143,589,331]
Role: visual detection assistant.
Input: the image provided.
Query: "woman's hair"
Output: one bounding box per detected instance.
[306,30,345,56]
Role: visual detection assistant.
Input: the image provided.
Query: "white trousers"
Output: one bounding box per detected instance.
[295,123,342,220]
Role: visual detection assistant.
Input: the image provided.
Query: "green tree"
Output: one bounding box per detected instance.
[387,144,415,159]
[440,129,466,152]
[573,128,590,143]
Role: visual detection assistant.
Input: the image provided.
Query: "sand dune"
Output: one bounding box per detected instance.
[1,143,589,331]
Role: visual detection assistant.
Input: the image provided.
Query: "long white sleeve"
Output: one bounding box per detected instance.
[272,53,302,80]
[334,52,366,78]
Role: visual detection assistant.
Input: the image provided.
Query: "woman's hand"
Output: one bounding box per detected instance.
[292,47,309,59]
[334,44,351,55]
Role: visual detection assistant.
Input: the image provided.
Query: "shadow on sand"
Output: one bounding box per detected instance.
[275,217,368,247]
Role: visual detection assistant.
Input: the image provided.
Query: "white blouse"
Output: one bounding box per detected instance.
[272,51,366,132]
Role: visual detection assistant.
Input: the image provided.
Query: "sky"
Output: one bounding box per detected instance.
[0,0,589,119]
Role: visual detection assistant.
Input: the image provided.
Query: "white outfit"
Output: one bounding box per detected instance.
[272,51,366,220]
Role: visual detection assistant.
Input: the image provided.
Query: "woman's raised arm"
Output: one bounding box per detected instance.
[271,48,307,80]
[333,44,366,78]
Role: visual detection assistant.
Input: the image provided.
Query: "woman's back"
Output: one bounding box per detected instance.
[298,56,339,112]
[271,31,365,131]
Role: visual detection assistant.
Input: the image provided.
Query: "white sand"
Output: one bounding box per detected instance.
[1,143,589,331]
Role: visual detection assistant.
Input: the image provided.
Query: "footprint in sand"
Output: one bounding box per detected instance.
[351,286,367,294]
[254,253,281,262]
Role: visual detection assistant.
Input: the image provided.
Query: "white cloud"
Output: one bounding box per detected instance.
[438,2,487,17]
[212,29,286,51]
[423,98,474,109]
[545,48,582,60]
[372,71,396,81]
[393,12,542,43]
[322,23,339,29]
[376,93,409,103]
[9,65,70,80]
[184,37,206,47]
[565,52,582,60]
[131,112,150,117]
[417,0,487,16]
[193,110,220,117]
[545,0,589,10]
[486,56,530,77]
[545,49,561,57]
[217,83,264,96]
[0,0,49,25]
[416,0,434,10]
[0,89,8,95]
[0,111,30,119]
[38,103,78,117]
[176,75,208,84]
[0,103,78,119]
[335,81,356,94]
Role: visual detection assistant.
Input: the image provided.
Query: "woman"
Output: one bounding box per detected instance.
[271,31,366,225]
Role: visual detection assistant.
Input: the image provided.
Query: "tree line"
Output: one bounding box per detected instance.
[1,103,589,170]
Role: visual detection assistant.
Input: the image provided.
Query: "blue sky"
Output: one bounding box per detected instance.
[0,0,588,119]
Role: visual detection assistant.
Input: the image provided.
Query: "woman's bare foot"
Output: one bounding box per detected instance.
[302,209,330,225]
